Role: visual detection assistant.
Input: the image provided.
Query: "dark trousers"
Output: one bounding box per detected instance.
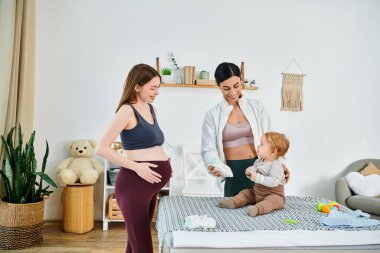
[115,160,172,253]
[224,157,257,197]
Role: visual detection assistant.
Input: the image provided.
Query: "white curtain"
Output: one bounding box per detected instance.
[0,0,35,145]
[0,0,35,198]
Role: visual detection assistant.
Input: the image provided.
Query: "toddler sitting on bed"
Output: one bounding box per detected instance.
[219,132,290,217]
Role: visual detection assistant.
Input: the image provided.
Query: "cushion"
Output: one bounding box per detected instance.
[360,162,380,176]
[345,172,380,197]
[347,195,380,216]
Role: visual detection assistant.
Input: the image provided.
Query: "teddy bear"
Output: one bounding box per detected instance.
[57,139,104,186]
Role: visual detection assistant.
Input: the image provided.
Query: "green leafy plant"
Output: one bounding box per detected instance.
[161,68,172,75]
[0,125,58,204]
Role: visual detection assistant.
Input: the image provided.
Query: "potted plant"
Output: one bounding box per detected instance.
[0,125,57,249]
[161,68,172,84]
[244,79,251,87]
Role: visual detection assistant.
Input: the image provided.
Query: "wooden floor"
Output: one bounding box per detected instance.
[2,221,159,253]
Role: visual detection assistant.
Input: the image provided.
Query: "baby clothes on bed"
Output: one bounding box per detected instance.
[184,215,217,229]
[208,160,233,177]
[348,209,371,218]
[319,210,380,227]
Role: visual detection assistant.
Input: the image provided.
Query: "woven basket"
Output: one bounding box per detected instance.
[0,200,44,249]
[107,194,159,222]
[108,193,124,221]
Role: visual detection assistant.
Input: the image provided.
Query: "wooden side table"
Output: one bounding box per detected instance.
[63,184,94,233]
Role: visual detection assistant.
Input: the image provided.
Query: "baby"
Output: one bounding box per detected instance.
[218,132,290,217]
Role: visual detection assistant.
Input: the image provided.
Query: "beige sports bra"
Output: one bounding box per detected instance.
[222,122,254,148]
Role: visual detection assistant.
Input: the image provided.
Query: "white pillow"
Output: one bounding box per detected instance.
[345,172,380,197]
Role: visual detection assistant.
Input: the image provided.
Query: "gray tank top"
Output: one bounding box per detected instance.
[120,104,164,150]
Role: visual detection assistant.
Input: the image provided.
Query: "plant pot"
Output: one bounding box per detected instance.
[0,200,44,249]
[161,74,173,84]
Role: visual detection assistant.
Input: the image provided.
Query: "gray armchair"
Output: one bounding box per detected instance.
[335,159,380,220]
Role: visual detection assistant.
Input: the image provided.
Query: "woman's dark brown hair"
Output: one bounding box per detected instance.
[115,64,160,113]
[214,62,241,86]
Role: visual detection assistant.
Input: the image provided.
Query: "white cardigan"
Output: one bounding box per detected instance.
[201,96,272,169]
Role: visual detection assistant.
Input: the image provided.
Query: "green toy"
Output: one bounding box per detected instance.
[317,202,325,212]
[283,219,298,225]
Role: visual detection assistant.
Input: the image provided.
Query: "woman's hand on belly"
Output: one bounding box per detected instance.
[134,162,162,184]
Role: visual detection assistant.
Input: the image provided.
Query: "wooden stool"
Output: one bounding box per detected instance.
[63,184,94,233]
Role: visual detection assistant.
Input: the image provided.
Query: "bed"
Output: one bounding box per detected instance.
[155,196,380,253]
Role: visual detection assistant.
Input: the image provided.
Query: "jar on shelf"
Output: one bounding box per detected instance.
[174,68,182,84]
[200,71,209,80]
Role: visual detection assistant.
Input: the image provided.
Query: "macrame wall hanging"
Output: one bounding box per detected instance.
[281,59,306,112]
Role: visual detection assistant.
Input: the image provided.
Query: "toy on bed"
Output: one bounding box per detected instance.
[317,201,341,213]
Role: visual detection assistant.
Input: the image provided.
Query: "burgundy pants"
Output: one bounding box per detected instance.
[115,160,172,253]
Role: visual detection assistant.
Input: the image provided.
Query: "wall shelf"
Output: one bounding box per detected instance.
[156,57,258,90]
[160,83,258,90]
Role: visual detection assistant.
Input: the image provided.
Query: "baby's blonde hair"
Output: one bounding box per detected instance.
[263,132,290,158]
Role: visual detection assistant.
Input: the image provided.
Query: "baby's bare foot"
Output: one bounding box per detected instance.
[248,206,259,217]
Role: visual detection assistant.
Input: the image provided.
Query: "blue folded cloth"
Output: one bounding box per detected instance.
[347,209,371,218]
[319,210,380,227]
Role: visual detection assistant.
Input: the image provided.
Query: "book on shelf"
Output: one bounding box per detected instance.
[195,79,217,85]
[184,66,190,84]
[184,66,196,84]
[189,66,193,84]
[192,66,196,84]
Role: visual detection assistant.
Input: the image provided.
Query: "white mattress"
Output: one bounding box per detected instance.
[171,230,380,248]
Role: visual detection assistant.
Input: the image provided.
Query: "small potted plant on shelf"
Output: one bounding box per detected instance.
[0,125,58,250]
[244,79,251,87]
[161,68,172,84]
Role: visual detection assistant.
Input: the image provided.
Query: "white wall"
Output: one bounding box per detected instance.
[35,0,380,220]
